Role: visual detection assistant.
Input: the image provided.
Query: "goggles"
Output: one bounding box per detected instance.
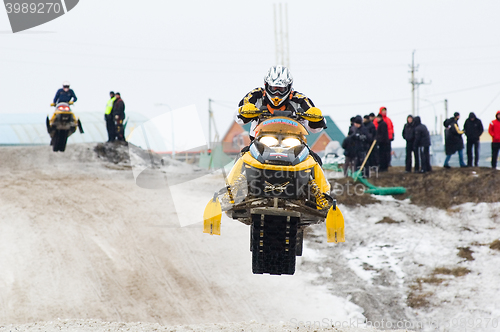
[267,84,289,96]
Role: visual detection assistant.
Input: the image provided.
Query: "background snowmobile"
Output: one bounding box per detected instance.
[203,109,345,275]
[46,103,84,152]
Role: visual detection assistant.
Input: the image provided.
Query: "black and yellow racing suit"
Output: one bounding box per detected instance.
[234,87,327,139]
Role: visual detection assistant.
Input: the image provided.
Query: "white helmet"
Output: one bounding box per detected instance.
[62,81,70,88]
[264,65,293,107]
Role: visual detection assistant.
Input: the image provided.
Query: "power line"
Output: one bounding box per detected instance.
[0,46,272,66]
[322,97,410,108]
[478,88,500,116]
[426,81,500,97]
[320,81,500,109]
[19,36,275,55]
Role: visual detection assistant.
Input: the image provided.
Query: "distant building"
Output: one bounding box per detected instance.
[0,112,148,146]
[221,121,252,154]
[306,116,345,152]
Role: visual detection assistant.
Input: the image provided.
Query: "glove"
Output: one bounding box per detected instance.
[302,107,323,122]
[69,101,74,105]
[50,103,55,106]
[238,103,261,118]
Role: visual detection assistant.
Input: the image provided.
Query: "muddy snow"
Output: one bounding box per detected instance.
[0,143,498,331]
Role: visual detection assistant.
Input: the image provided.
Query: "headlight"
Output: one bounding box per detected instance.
[282,137,301,148]
[260,136,279,147]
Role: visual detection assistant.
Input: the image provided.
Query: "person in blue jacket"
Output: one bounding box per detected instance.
[51,81,77,105]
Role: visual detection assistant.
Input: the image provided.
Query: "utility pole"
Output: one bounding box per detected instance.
[444,99,448,119]
[409,50,431,116]
[279,3,284,65]
[285,3,290,68]
[208,98,212,151]
[273,4,279,65]
[207,98,220,152]
[274,3,290,67]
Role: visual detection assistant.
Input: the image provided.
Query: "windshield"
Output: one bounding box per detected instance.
[255,117,308,137]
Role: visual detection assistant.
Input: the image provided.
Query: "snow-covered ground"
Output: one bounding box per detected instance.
[302,196,500,332]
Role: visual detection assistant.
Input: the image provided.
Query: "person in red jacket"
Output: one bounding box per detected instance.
[488,110,500,169]
[374,107,394,139]
[373,106,394,167]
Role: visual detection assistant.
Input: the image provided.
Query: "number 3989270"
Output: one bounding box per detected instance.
[5,2,62,14]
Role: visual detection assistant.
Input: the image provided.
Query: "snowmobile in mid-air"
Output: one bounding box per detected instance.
[203,109,345,275]
[46,103,84,152]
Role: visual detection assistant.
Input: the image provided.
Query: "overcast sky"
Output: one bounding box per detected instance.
[2,0,500,147]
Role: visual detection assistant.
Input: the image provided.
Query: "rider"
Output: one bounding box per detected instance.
[51,81,77,106]
[235,65,326,141]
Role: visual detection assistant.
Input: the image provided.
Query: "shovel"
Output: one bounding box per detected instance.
[352,140,377,181]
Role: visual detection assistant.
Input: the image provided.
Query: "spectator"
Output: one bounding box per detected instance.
[348,117,355,135]
[413,116,432,173]
[363,115,376,145]
[352,116,371,170]
[375,114,390,172]
[368,113,379,171]
[105,91,116,142]
[374,106,394,166]
[342,115,371,176]
[402,115,416,172]
[363,115,377,171]
[463,112,484,167]
[342,130,356,176]
[112,92,126,142]
[488,110,500,169]
[443,112,466,168]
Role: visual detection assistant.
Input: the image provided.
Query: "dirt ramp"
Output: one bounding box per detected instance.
[0,144,365,327]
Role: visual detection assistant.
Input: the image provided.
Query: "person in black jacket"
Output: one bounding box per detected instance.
[463,112,484,167]
[352,116,371,170]
[112,92,126,142]
[348,117,356,135]
[413,116,432,173]
[443,112,466,168]
[342,115,371,176]
[375,114,390,172]
[402,115,416,172]
[363,115,376,145]
[342,135,355,176]
[364,115,377,170]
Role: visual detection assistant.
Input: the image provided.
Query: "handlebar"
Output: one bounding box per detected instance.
[51,101,74,107]
[50,101,75,107]
[255,105,306,120]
